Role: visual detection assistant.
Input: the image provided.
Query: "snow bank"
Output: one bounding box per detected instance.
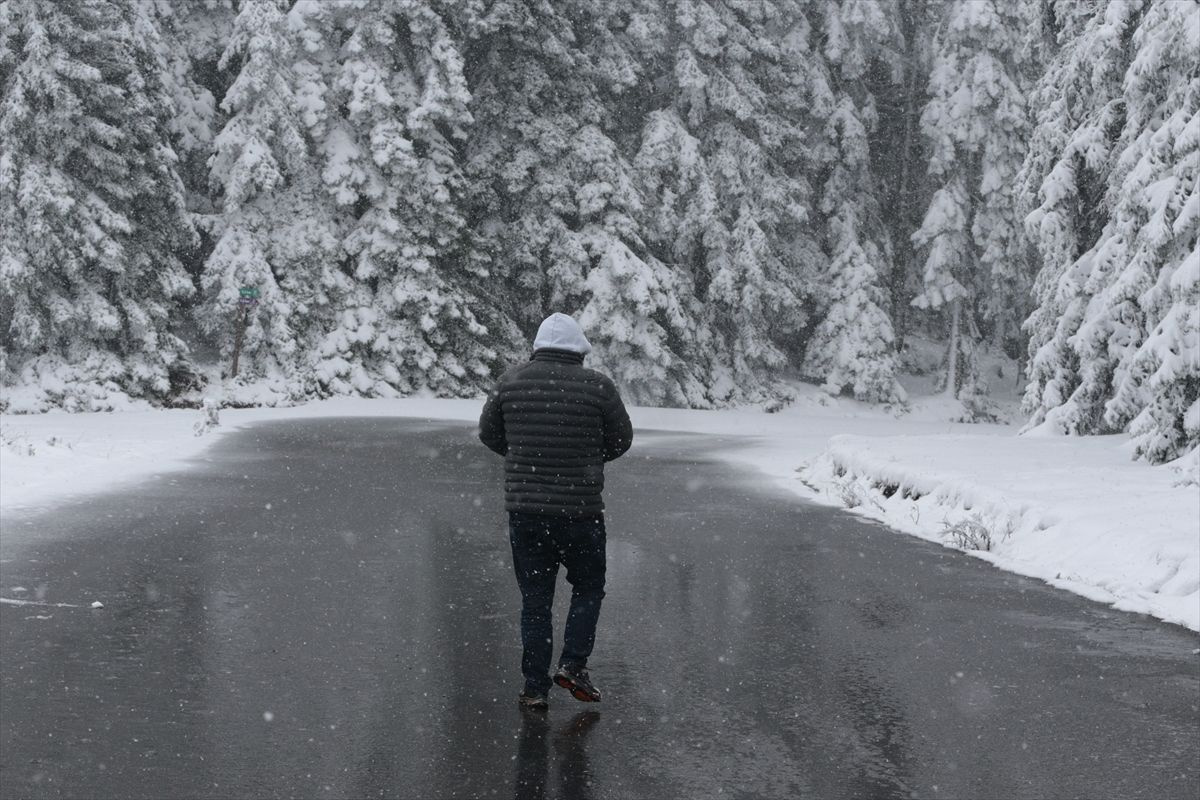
[800,433,1200,631]
[0,397,483,514]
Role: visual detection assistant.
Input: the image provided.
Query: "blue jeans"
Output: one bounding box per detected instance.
[509,512,607,692]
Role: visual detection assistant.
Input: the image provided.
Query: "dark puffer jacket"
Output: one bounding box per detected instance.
[478,349,633,517]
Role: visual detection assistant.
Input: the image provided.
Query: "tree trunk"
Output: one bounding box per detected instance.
[944,298,961,398]
[230,305,248,379]
[890,0,921,352]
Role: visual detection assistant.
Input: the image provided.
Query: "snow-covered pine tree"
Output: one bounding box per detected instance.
[1017,1,1134,437]
[1022,0,1198,462]
[800,192,905,403]
[860,0,931,346]
[0,0,196,410]
[911,0,1032,419]
[577,237,702,405]
[145,0,234,204]
[568,129,704,405]
[631,0,819,402]
[291,0,502,397]
[1094,2,1198,463]
[801,0,905,404]
[573,4,717,406]
[199,0,339,393]
[461,0,703,404]
[143,0,236,334]
[461,0,601,332]
[973,13,1038,356]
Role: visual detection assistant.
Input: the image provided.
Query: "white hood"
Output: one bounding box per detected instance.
[533,313,592,355]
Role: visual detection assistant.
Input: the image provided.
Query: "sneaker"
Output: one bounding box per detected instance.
[553,663,601,702]
[518,687,549,710]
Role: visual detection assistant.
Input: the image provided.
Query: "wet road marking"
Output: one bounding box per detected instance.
[0,597,83,608]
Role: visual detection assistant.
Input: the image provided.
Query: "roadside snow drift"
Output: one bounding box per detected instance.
[801,434,1200,631]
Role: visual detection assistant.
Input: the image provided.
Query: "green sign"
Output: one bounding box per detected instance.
[239,287,260,299]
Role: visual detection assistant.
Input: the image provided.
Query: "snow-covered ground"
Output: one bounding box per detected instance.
[2,387,1197,632]
[0,397,480,513]
[799,434,1199,632]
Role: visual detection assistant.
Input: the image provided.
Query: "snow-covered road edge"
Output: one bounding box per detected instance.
[796,434,1200,632]
[6,398,1195,637]
[0,398,488,515]
[0,392,994,516]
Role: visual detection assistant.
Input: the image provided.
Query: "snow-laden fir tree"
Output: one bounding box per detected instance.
[1017,0,1135,438]
[1021,0,1199,462]
[199,0,339,392]
[0,0,195,410]
[146,0,235,233]
[632,0,819,402]
[461,0,601,327]
[461,0,703,403]
[630,105,743,406]
[911,0,1032,419]
[801,0,905,404]
[291,0,501,397]
[1093,1,1198,463]
[570,3,712,406]
[577,238,701,405]
[566,126,702,406]
[800,194,905,403]
[855,0,931,344]
[143,0,236,312]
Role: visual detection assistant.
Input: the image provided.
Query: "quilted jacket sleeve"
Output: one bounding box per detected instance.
[601,379,633,462]
[478,379,508,456]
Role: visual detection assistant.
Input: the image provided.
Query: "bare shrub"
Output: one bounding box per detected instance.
[941,513,1013,551]
[835,477,863,508]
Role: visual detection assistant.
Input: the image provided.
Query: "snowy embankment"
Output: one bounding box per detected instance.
[799,434,1200,631]
[0,398,486,513]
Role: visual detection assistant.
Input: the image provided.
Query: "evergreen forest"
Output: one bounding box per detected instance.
[1,0,1196,463]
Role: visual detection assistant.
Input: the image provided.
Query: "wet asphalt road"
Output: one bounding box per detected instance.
[1,418,1198,800]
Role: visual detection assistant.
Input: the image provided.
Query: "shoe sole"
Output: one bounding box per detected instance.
[518,697,549,710]
[554,674,601,702]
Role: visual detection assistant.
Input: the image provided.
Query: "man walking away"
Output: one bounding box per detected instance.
[478,313,633,710]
